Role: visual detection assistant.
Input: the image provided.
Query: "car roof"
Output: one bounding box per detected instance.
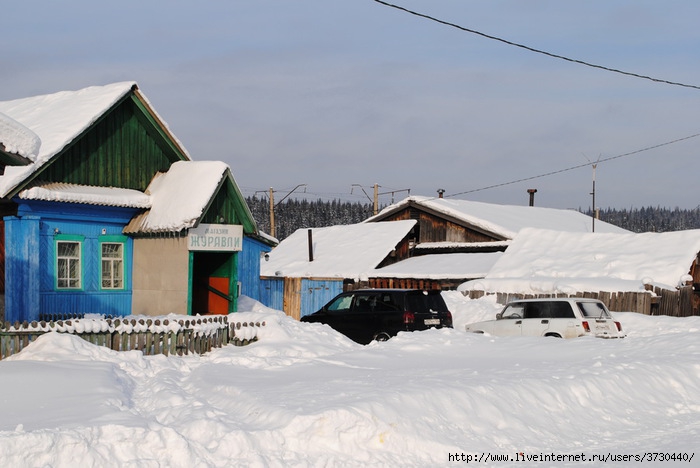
[351,288,434,292]
[506,297,602,304]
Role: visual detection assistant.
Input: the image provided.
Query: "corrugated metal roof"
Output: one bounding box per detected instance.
[18,181,151,208]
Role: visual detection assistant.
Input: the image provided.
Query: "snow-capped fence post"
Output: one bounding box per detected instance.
[228,319,266,346]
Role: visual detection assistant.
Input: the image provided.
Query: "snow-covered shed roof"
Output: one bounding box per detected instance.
[261,220,417,279]
[366,196,628,239]
[124,161,240,234]
[16,160,254,235]
[370,252,503,280]
[459,227,700,294]
[0,82,190,198]
[17,182,151,208]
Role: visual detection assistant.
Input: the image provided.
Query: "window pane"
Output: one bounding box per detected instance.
[58,242,79,258]
[101,242,124,289]
[57,241,81,289]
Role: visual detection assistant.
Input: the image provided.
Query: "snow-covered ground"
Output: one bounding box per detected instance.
[1,293,698,467]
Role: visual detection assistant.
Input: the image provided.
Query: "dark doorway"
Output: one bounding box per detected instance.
[191,252,236,315]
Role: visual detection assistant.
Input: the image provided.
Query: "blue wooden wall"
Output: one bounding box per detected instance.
[257,277,343,317]
[300,279,343,317]
[259,277,284,311]
[238,236,272,303]
[4,201,138,322]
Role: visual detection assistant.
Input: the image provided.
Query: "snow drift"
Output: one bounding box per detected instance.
[0,294,698,467]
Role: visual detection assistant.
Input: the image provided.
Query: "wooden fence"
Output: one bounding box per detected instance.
[360,277,464,291]
[466,285,698,317]
[0,315,266,360]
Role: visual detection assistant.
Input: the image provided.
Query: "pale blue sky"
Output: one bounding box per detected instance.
[3,1,700,209]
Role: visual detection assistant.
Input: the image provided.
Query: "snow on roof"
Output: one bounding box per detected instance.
[370,252,503,280]
[0,82,136,197]
[0,82,191,198]
[366,196,628,238]
[0,111,41,159]
[459,227,700,294]
[125,161,229,233]
[18,182,150,208]
[413,240,510,252]
[261,220,417,279]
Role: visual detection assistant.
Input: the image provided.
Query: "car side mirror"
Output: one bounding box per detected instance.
[496,312,503,320]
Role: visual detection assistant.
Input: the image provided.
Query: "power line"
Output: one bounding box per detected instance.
[446,132,700,198]
[373,0,700,91]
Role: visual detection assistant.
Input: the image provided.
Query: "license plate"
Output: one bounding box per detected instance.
[424,318,440,326]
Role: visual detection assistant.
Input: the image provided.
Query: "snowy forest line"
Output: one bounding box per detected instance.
[245,197,700,240]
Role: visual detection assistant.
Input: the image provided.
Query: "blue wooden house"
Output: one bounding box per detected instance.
[0,82,273,323]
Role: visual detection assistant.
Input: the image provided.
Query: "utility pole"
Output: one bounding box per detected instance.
[373,183,379,215]
[261,184,307,239]
[269,187,275,239]
[352,184,411,215]
[583,153,601,233]
[591,163,597,233]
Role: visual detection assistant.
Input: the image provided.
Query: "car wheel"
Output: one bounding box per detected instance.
[374,332,391,342]
[545,333,562,338]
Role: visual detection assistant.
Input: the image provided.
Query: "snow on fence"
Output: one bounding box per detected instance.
[0,315,266,360]
[466,285,698,317]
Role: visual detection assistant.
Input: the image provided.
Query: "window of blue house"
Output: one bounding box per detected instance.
[100,235,127,290]
[55,235,84,290]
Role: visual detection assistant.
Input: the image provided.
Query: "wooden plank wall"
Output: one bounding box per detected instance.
[283,277,302,320]
[359,277,466,291]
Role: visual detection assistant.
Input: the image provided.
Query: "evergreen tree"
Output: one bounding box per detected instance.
[247,196,700,241]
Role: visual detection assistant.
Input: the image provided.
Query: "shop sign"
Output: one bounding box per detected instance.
[188,224,243,251]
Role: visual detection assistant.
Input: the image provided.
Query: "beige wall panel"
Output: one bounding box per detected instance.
[132,237,190,316]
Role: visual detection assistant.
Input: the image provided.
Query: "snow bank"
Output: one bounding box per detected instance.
[0,296,699,467]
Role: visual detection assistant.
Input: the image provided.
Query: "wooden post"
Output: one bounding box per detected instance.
[269,187,275,239]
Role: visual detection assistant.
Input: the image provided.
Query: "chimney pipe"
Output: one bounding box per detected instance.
[307,229,314,262]
[527,188,537,206]
[437,188,445,199]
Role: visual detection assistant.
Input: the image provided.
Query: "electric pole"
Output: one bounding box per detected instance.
[591,163,597,233]
[373,183,379,215]
[261,184,307,239]
[269,187,275,239]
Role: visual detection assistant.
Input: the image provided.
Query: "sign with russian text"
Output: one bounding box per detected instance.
[188,224,243,251]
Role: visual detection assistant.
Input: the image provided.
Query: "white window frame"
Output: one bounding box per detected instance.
[55,238,83,290]
[100,239,125,290]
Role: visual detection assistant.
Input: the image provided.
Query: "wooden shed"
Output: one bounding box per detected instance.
[364,195,628,259]
[260,221,416,319]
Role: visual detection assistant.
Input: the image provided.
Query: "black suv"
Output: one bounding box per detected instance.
[301,289,453,344]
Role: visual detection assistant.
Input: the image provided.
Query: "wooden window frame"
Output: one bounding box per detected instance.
[54,235,84,291]
[99,235,127,291]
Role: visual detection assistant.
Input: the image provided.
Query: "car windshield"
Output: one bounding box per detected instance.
[501,304,524,319]
[327,295,352,312]
[577,301,612,319]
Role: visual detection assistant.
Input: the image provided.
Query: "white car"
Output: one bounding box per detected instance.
[465,298,625,339]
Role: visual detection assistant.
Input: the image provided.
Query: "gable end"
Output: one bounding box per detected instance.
[11,90,189,195]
